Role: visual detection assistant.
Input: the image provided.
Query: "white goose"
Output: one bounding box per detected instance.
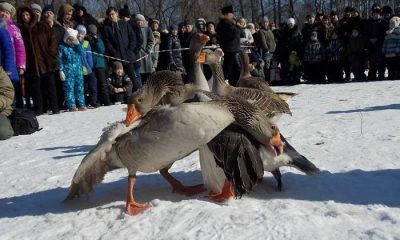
[66,99,281,215]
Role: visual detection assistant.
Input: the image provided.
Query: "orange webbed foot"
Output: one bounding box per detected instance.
[125,201,151,216]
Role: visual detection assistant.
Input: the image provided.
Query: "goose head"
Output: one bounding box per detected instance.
[190,33,209,57]
[202,48,224,65]
[125,71,184,126]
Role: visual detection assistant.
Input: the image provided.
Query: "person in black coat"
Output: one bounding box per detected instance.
[216,5,241,86]
[102,7,140,91]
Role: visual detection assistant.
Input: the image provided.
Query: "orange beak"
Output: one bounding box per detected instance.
[125,104,142,127]
[198,33,210,44]
[270,133,284,156]
[196,52,206,63]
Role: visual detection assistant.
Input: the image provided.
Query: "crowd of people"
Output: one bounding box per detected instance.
[1,1,400,140]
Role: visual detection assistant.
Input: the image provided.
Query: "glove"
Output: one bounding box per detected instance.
[59,71,66,81]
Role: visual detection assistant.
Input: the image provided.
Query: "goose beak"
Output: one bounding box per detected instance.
[270,133,284,156]
[196,52,206,63]
[198,33,210,44]
[125,104,141,127]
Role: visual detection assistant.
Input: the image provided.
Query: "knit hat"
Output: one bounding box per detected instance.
[287,18,295,25]
[0,2,16,17]
[63,28,78,43]
[258,15,269,23]
[113,61,123,70]
[196,18,206,25]
[153,30,160,38]
[169,25,178,31]
[119,8,130,18]
[247,23,255,29]
[390,16,400,28]
[42,4,55,14]
[134,13,145,21]
[76,24,87,35]
[150,18,159,24]
[87,24,97,35]
[30,3,42,13]
[372,7,382,14]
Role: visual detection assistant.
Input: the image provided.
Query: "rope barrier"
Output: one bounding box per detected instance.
[87,45,254,64]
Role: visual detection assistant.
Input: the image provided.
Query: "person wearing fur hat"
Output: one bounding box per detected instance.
[195,18,206,33]
[57,3,75,29]
[58,28,86,111]
[216,4,241,85]
[17,5,59,115]
[149,18,159,32]
[0,1,26,108]
[382,16,400,80]
[364,7,388,80]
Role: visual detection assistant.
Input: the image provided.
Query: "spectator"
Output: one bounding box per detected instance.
[347,28,366,81]
[330,11,340,31]
[180,20,194,82]
[86,24,110,106]
[57,3,75,29]
[151,31,160,71]
[0,19,16,92]
[365,7,387,80]
[238,17,254,45]
[76,24,98,107]
[73,3,98,28]
[0,67,14,140]
[302,14,316,43]
[58,28,86,111]
[166,25,185,76]
[0,2,26,108]
[216,5,241,85]
[30,3,41,21]
[133,14,154,84]
[205,21,218,45]
[324,30,344,82]
[195,18,206,33]
[17,6,59,115]
[41,4,65,110]
[303,31,324,83]
[382,16,400,80]
[256,16,276,72]
[102,7,140,91]
[275,17,303,84]
[106,61,132,104]
[149,18,159,32]
[382,6,393,21]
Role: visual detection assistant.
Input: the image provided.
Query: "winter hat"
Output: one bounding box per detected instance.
[150,18,159,24]
[221,5,233,14]
[330,11,337,17]
[169,24,178,31]
[196,18,206,25]
[247,23,255,29]
[259,15,269,23]
[372,7,382,15]
[30,3,42,13]
[113,61,123,70]
[63,28,78,43]
[390,16,400,28]
[42,4,55,14]
[287,18,295,25]
[76,24,87,35]
[87,24,97,35]
[0,2,16,17]
[119,8,130,18]
[153,30,160,38]
[134,14,145,21]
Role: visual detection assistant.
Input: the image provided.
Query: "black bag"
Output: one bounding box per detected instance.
[9,109,41,136]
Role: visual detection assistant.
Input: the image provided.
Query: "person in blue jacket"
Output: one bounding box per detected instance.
[0,19,16,81]
[58,28,86,111]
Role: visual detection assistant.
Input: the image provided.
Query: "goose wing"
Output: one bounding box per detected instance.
[207,125,264,198]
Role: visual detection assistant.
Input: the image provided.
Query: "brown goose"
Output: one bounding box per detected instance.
[203,49,292,118]
[237,50,297,101]
[65,99,280,215]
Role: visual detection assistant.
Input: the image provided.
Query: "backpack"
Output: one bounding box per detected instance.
[9,109,41,136]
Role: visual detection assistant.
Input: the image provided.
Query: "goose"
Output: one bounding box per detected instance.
[237,50,297,101]
[65,98,281,215]
[202,48,320,190]
[203,48,292,118]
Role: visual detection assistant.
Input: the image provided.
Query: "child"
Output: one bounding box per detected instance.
[106,61,132,104]
[324,30,344,82]
[347,29,366,81]
[76,24,98,107]
[58,28,86,111]
[303,31,325,83]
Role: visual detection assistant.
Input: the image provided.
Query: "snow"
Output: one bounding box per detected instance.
[1,81,400,240]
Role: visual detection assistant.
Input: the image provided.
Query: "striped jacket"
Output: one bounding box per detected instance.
[382,27,400,57]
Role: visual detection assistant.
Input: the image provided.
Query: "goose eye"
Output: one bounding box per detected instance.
[137,98,143,103]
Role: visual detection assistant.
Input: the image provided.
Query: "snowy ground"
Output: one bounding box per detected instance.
[1,81,399,240]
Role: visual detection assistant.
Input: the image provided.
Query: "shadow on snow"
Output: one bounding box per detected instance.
[0,169,399,218]
[326,103,400,114]
[37,145,95,160]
